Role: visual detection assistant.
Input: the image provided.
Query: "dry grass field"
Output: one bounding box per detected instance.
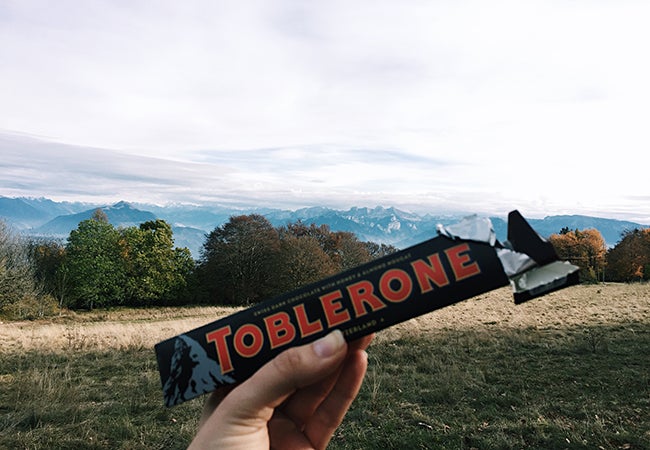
[1,283,649,449]
[0,305,239,354]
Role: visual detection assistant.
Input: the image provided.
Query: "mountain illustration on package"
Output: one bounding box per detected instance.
[155,210,579,406]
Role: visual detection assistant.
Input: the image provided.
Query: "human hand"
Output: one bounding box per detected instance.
[189,330,373,450]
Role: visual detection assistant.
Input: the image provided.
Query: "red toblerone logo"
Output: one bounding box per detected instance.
[206,243,481,375]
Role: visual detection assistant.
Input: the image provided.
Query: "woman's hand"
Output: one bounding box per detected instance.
[189,330,373,449]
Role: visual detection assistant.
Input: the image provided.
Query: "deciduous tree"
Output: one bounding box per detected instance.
[121,220,194,305]
[549,228,606,282]
[335,231,372,271]
[283,221,343,265]
[199,215,281,305]
[28,238,68,308]
[606,228,650,281]
[64,210,126,309]
[364,241,399,259]
[276,233,337,293]
[0,220,43,315]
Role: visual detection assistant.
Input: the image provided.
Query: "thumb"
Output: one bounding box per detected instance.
[221,330,348,419]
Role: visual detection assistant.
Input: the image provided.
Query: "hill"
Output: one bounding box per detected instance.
[32,201,157,235]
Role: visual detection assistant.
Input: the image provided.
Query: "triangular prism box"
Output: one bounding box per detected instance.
[155,210,579,407]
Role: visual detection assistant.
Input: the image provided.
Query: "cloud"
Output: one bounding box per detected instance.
[0,133,217,200]
[0,132,467,212]
[0,131,642,224]
[8,0,647,153]
[1,2,649,223]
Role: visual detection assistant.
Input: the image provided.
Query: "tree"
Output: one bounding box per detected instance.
[121,220,194,305]
[606,228,650,281]
[364,241,399,259]
[276,233,337,293]
[334,231,373,271]
[0,220,43,315]
[282,221,343,265]
[549,228,607,282]
[197,216,405,306]
[199,215,281,305]
[279,222,377,272]
[64,212,127,309]
[28,238,68,308]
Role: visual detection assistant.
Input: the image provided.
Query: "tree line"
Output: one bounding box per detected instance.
[548,226,650,283]
[1,211,649,319]
[0,210,397,318]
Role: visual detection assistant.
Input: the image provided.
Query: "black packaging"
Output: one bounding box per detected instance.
[155,210,579,406]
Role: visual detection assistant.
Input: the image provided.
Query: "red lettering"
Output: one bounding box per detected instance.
[347,280,387,317]
[445,243,481,281]
[379,269,412,302]
[411,253,450,293]
[206,326,234,374]
[293,304,323,338]
[233,324,264,358]
[264,312,297,349]
[319,290,351,327]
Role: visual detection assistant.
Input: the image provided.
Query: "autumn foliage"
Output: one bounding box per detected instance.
[549,225,650,283]
[549,228,607,283]
[606,228,650,281]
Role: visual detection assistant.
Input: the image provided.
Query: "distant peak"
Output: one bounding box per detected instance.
[111,201,132,209]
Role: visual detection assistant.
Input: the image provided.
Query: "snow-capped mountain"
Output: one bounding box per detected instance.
[1,196,647,258]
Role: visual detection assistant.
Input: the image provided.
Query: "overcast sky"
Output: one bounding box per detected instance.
[1,1,649,222]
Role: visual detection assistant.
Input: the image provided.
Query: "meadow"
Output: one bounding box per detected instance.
[1,284,648,449]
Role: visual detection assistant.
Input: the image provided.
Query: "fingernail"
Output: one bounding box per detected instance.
[312,330,345,358]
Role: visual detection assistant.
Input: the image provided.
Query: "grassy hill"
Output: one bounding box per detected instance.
[1,283,648,449]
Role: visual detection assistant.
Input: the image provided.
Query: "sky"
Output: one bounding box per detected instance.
[1,0,649,223]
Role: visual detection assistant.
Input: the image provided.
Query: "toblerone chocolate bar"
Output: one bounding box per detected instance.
[155,210,579,406]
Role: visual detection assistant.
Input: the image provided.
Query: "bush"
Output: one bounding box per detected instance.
[2,293,59,320]
[0,220,43,313]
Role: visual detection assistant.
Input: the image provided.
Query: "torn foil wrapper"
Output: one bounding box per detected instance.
[155,210,579,406]
[438,212,579,301]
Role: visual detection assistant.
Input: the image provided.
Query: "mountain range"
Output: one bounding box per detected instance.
[1,196,647,259]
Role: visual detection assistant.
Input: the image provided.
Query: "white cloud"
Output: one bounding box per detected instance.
[1,1,649,222]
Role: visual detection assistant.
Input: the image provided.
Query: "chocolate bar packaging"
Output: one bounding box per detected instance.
[155,210,579,406]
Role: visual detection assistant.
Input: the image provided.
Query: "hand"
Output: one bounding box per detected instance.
[189,330,373,450]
